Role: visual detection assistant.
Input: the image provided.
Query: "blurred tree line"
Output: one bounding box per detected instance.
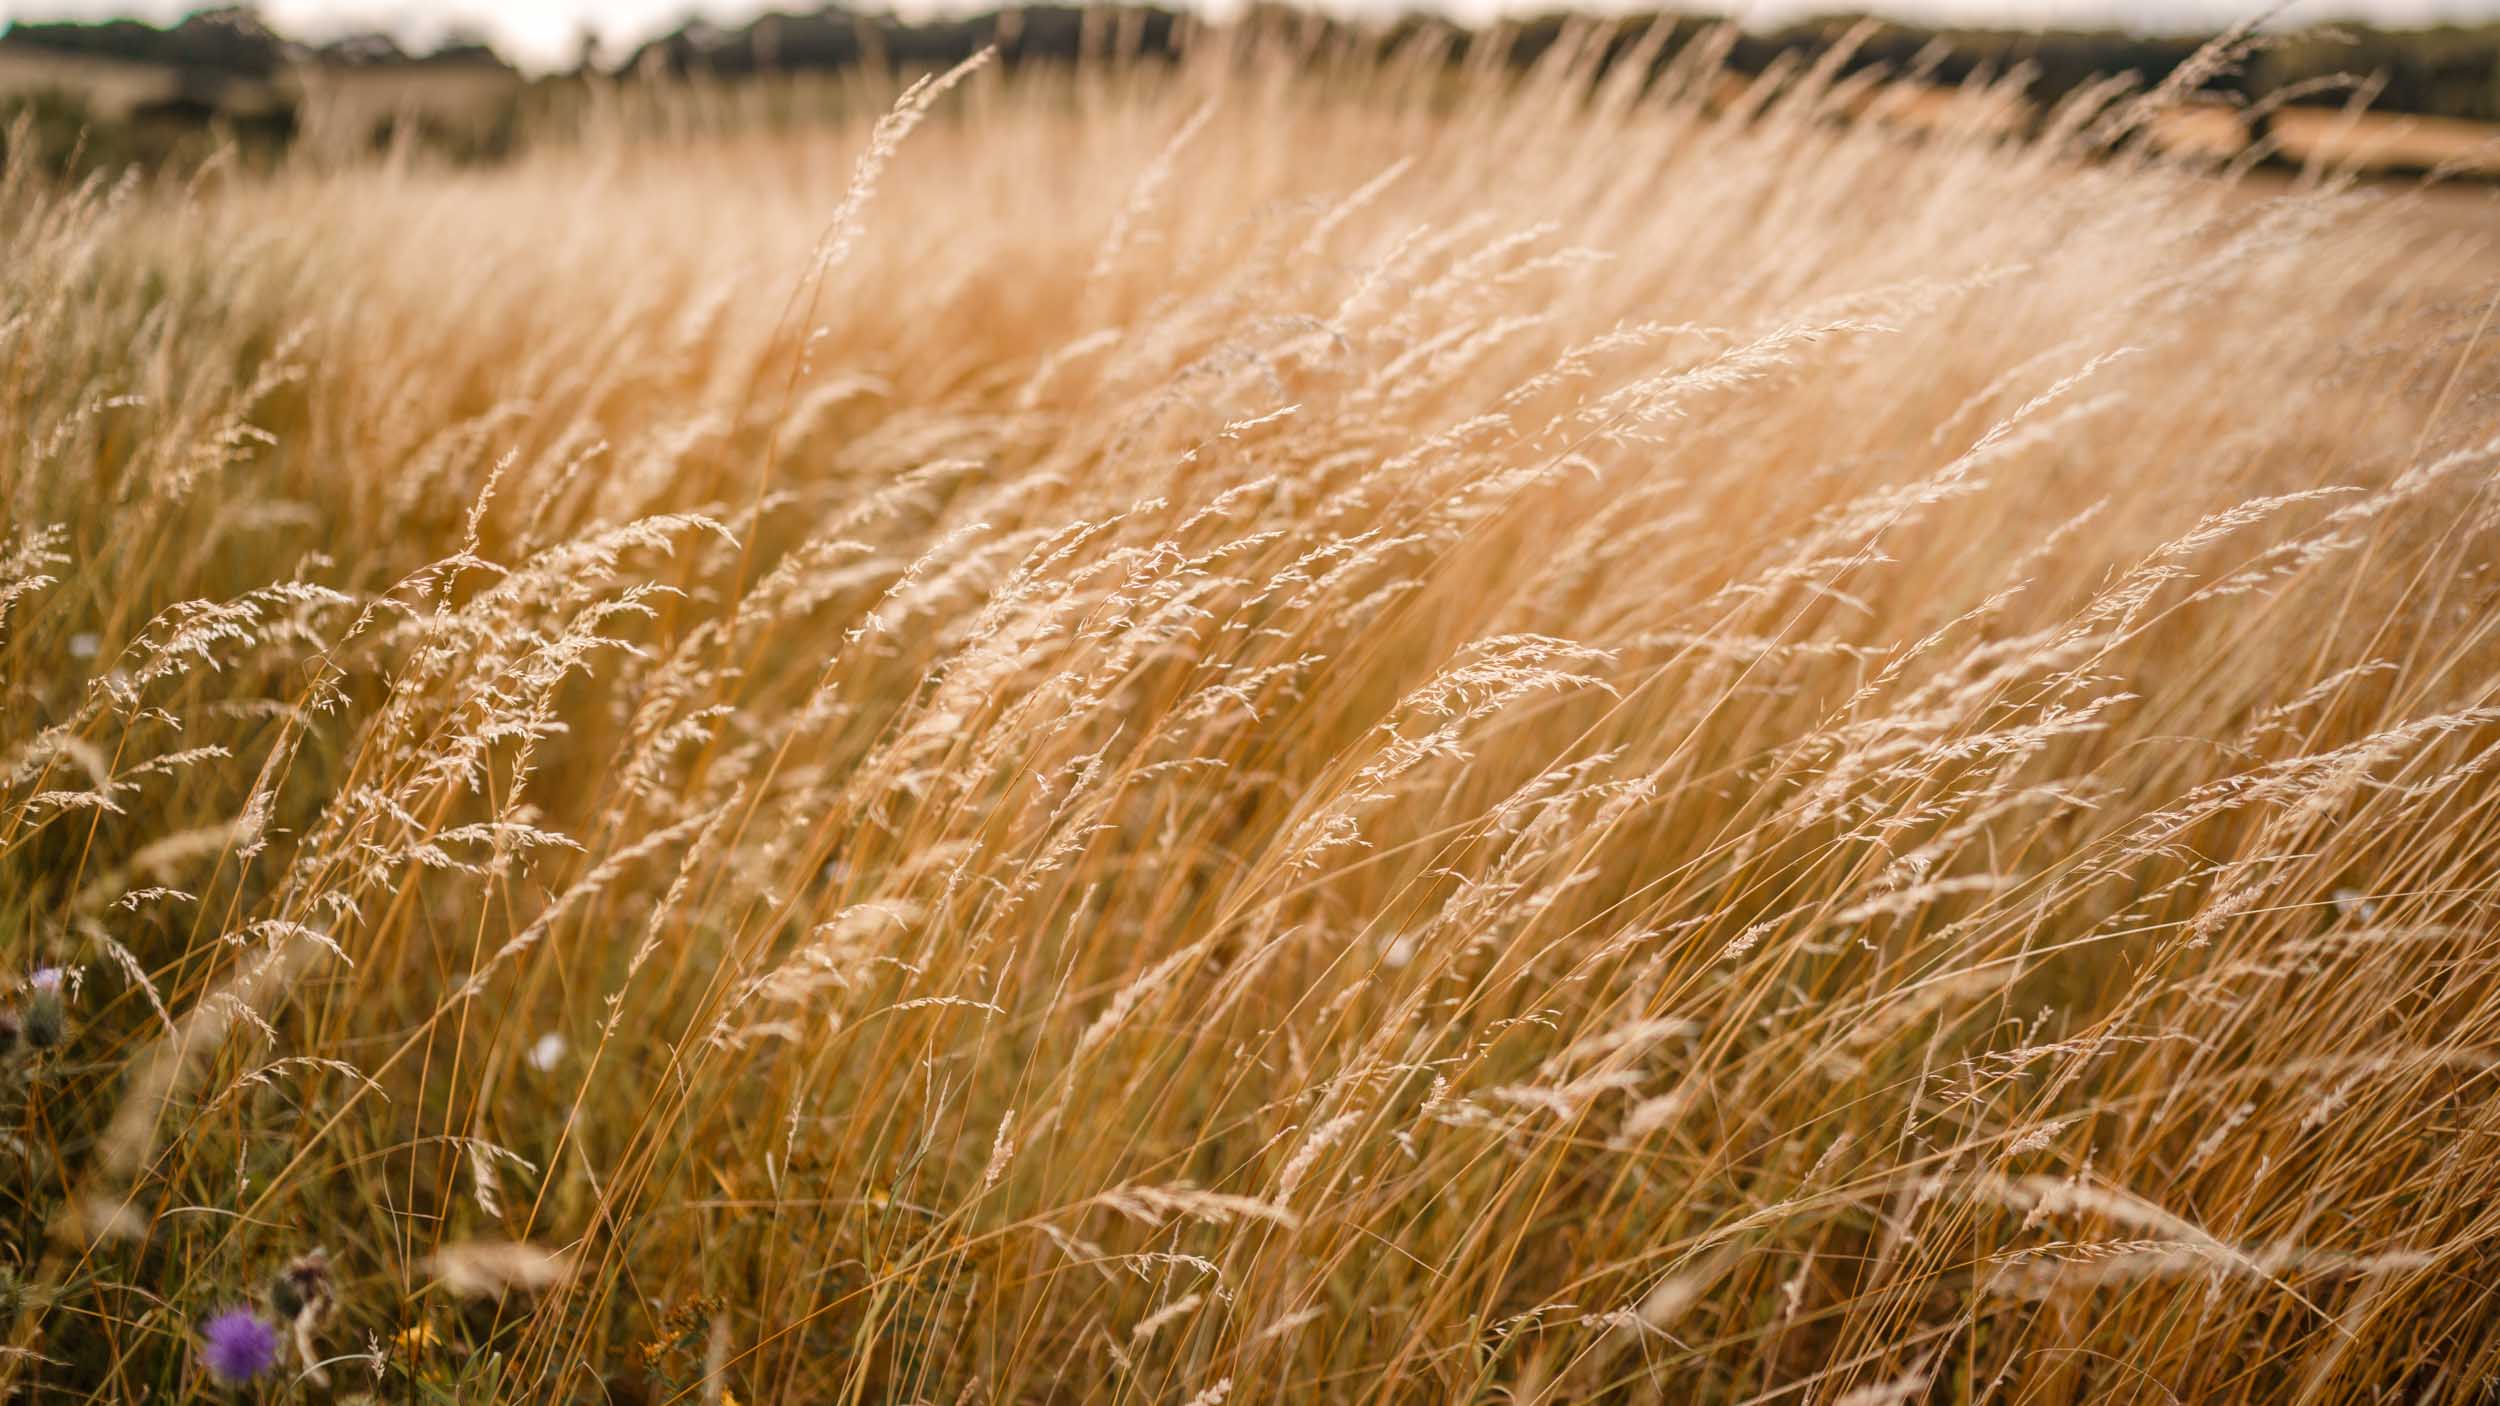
[3,5,287,78]
[616,7,2500,124]
[8,2,2500,177]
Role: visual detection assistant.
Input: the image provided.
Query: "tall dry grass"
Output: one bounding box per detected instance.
[5,23,2500,1404]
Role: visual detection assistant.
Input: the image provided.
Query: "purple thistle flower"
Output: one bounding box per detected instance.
[199,1308,282,1385]
[27,968,61,994]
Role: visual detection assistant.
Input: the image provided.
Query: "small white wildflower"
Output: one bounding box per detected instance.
[525,1032,566,1072]
[68,632,100,661]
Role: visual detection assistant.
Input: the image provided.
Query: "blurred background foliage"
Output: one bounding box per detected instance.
[10,4,2500,176]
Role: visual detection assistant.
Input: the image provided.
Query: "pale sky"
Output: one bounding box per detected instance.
[7,0,2500,71]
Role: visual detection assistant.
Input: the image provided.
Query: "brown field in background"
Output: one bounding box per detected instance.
[2274,106,2500,178]
[6,28,2500,1405]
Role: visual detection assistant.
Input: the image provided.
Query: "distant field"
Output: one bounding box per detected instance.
[2273,106,2500,178]
[2145,102,2500,179]
[0,46,182,118]
[0,45,523,162]
[5,28,2500,1406]
[289,62,524,158]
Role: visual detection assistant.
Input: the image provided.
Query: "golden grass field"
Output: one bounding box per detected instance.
[7,27,2500,1404]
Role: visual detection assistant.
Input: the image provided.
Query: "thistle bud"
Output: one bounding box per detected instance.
[18,989,65,1052]
[266,1248,335,1326]
[265,1248,337,1387]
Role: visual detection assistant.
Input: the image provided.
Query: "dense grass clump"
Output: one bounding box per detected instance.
[4,26,2500,1404]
